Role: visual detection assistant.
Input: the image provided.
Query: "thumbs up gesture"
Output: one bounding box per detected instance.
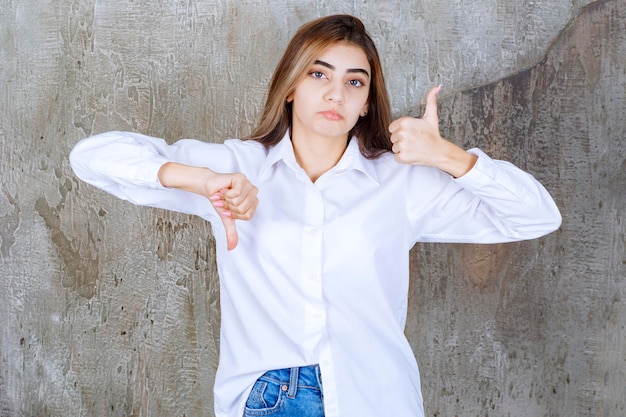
[389,85,476,178]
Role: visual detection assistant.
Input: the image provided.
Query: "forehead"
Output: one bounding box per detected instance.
[315,42,370,71]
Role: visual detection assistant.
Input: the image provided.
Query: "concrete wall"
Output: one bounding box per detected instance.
[1,0,624,416]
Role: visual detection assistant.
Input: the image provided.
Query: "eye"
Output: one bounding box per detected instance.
[310,71,326,79]
[348,79,364,87]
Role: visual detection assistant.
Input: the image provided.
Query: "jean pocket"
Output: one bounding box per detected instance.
[244,378,286,416]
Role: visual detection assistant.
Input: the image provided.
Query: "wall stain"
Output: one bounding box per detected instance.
[34,178,99,298]
[460,243,516,290]
[0,184,20,258]
[155,216,190,261]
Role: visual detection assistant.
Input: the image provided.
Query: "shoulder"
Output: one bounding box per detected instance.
[223,138,266,152]
[221,139,269,174]
[223,139,268,160]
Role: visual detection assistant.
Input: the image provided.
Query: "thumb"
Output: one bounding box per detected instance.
[210,189,239,251]
[422,84,442,124]
[221,214,239,251]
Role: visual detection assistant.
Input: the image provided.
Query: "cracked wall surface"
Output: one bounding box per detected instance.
[1,0,624,416]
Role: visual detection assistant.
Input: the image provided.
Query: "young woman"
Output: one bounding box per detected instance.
[70,14,561,417]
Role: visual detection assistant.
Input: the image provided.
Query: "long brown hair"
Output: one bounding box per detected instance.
[247,15,392,159]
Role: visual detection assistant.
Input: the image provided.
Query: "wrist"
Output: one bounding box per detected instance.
[158,162,216,195]
[437,141,477,178]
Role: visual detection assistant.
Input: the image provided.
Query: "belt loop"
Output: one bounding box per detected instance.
[287,367,299,398]
[315,365,323,393]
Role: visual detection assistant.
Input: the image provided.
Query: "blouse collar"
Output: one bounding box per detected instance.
[258,131,380,185]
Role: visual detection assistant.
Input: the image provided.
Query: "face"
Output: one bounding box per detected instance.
[288,42,370,145]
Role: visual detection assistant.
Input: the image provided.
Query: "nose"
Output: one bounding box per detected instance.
[324,79,344,103]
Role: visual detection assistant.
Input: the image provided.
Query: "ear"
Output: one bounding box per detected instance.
[360,104,369,117]
[286,93,294,103]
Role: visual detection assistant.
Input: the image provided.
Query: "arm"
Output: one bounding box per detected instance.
[69,131,258,250]
[391,87,561,243]
[406,152,562,243]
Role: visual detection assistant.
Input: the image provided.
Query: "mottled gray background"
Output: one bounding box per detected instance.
[1,0,625,416]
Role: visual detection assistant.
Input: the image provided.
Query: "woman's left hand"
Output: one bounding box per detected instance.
[389,85,477,178]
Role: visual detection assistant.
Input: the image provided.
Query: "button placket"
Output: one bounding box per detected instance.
[301,185,326,344]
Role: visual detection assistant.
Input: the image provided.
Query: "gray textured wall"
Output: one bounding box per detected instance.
[1,0,624,416]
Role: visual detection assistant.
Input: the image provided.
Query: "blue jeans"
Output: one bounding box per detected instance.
[243,365,325,417]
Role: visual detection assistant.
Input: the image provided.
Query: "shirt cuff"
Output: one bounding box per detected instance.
[453,148,499,191]
[145,160,170,189]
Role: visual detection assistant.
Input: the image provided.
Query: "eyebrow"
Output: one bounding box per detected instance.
[314,60,370,77]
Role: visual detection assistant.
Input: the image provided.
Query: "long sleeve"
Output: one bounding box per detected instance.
[69,131,236,220]
[407,148,562,244]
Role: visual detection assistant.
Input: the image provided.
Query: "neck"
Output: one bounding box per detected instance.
[291,131,349,183]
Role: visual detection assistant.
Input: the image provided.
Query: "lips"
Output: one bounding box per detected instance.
[320,110,343,121]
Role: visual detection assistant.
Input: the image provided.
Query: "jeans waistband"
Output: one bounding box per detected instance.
[260,364,322,399]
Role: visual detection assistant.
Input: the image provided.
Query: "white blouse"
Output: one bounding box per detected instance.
[70,131,561,417]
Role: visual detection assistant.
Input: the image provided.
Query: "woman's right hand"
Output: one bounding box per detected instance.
[205,172,259,250]
[158,162,259,250]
